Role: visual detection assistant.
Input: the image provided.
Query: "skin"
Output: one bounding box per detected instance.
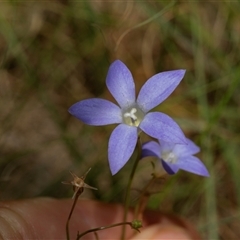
[0,197,202,240]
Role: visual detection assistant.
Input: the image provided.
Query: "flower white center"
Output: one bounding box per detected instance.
[124,108,137,121]
[122,106,144,127]
[162,151,177,164]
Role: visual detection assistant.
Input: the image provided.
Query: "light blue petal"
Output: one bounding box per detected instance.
[106,60,136,109]
[177,156,209,177]
[141,141,161,158]
[108,124,138,175]
[161,160,180,175]
[69,98,122,126]
[173,138,200,156]
[139,112,187,144]
[137,70,186,112]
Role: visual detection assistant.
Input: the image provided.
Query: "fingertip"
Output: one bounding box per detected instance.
[129,224,194,240]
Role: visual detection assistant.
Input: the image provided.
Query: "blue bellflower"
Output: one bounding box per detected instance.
[142,139,209,177]
[69,60,187,175]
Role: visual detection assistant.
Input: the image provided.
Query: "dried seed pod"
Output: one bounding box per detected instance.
[62,168,97,199]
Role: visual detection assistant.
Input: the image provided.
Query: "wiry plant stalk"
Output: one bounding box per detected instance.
[62,169,97,240]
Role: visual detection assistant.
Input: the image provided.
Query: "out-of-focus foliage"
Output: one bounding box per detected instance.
[0,1,239,239]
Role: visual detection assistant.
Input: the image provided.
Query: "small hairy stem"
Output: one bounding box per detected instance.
[121,137,142,240]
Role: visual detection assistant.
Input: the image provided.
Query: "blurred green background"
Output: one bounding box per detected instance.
[0,1,240,239]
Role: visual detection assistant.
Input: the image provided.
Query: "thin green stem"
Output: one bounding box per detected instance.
[114,0,176,51]
[121,137,142,240]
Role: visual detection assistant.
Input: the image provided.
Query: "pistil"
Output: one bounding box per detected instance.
[124,108,137,124]
[123,106,145,127]
[162,151,177,164]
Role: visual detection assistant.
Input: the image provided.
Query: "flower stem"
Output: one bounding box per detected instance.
[63,169,97,240]
[66,188,83,240]
[121,136,142,240]
[134,176,156,219]
[77,221,139,240]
